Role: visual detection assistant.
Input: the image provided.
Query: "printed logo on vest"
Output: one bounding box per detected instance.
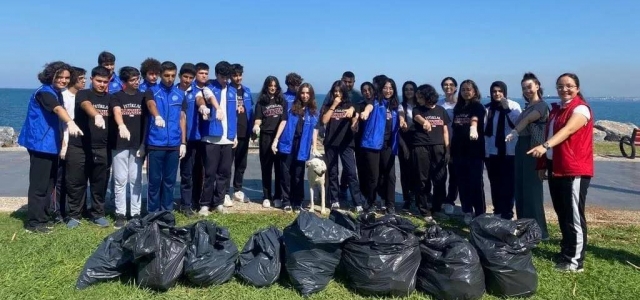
[112,83,118,87]
[172,95,179,101]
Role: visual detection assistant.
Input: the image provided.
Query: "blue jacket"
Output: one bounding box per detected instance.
[284,90,296,106]
[108,75,123,94]
[139,81,157,93]
[18,85,62,154]
[237,85,254,136]
[200,81,237,140]
[146,83,184,147]
[182,83,200,142]
[278,108,319,161]
[360,99,399,155]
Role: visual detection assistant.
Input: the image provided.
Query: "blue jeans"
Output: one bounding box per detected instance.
[147,149,179,213]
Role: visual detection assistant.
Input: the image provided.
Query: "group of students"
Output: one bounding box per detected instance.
[20,51,593,273]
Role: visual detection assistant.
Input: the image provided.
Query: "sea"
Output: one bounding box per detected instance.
[1,88,638,132]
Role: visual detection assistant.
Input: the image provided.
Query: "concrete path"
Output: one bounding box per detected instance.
[1,149,638,211]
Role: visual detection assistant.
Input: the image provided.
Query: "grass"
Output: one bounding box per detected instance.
[1,212,640,300]
[594,141,622,156]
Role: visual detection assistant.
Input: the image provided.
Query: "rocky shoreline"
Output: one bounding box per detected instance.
[1,120,638,148]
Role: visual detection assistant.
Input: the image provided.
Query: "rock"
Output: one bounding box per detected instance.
[0,127,17,147]
[594,120,638,142]
[593,128,607,142]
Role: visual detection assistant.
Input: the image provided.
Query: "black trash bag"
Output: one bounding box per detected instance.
[236,226,283,287]
[341,213,421,297]
[329,210,359,232]
[282,211,358,296]
[122,213,187,292]
[417,225,485,300]
[182,220,238,287]
[469,214,542,298]
[75,211,176,289]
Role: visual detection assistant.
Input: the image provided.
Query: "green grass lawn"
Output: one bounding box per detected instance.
[1,211,639,300]
[594,141,623,156]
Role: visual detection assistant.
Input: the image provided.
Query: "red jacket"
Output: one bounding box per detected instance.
[537,96,594,177]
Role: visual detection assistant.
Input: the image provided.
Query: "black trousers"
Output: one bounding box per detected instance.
[325,145,365,207]
[485,154,515,219]
[398,131,414,203]
[280,138,306,207]
[454,156,485,216]
[200,143,233,208]
[179,140,203,210]
[547,159,590,268]
[412,145,447,214]
[354,143,367,194]
[259,132,282,200]
[445,160,458,204]
[362,145,395,209]
[26,150,58,228]
[232,137,250,192]
[48,159,67,219]
[66,146,110,220]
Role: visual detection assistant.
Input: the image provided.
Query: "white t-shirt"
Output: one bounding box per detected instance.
[438,99,456,140]
[61,89,76,143]
[202,86,234,145]
[546,104,591,159]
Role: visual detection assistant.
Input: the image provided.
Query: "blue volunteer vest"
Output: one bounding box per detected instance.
[284,90,296,106]
[108,75,123,94]
[18,85,62,154]
[139,80,157,93]
[278,107,319,161]
[182,83,200,141]
[360,99,399,154]
[200,81,237,140]
[239,85,254,136]
[146,84,184,147]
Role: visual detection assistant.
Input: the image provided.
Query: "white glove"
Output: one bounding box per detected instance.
[198,105,210,120]
[154,115,165,128]
[216,109,225,121]
[118,125,131,141]
[179,144,186,159]
[312,148,321,157]
[233,138,238,149]
[94,115,105,129]
[505,129,518,142]
[252,125,260,136]
[66,121,83,137]
[60,144,68,160]
[136,144,146,158]
[271,140,278,154]
[470,125,478,140]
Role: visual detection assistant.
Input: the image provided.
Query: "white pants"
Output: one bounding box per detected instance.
[112,149,143,216]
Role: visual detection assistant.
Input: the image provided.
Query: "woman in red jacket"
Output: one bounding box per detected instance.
[527,73,593,273]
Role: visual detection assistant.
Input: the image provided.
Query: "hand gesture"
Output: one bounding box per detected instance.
[66,121,84,137]
[179,144,186,159]
[118,125,131,141]
[154,116,165,128]
[469,125,478,140]
[94,114,106,129]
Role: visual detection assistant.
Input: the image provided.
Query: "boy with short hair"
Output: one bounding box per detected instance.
[98,51,123,94]
[176,63,198,216]
[283,72,303,105]
[229,63,253,203]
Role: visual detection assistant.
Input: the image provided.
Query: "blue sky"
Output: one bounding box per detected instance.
[1,0,639,97]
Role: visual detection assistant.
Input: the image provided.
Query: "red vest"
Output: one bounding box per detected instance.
[547,96,594,177]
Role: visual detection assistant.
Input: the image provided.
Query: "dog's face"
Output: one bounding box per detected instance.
[306,157,326,177]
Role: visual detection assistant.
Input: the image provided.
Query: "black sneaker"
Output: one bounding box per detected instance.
[114,214,127,229]
[181,208,196,218]
[25,226,52,234]
[293,206,302,214]
[401,202,412,214]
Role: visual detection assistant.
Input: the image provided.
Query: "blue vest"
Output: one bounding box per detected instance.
[278,108,319,161]
[182,84,200,142]
[146,84,184,147]
[238,85,254,136]
[284,90,296,106]
[18,85,62,154]
[360,99,399,155]
[200,81,237,140]
[139,80,157,93]
[108,75,123,94]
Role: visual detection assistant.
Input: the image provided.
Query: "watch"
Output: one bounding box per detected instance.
[542,142,550,149]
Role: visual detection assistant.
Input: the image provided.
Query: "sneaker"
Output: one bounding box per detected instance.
[25,226,52,234]
[114,214,127,229]
[234,191,248,203]
[463,213,474,225]
[401,202,412,214]
[354,206,363,213]
[273,199,283,208]
[181,208,196,218]
[283,206,293,213]
[223,195,234,207]
[66,218,81,229]
[93,217,110,228]
[52,214,64,225]
[331,202,340,210]
[199,206,210,217]
[423,215,437,225]
[293,206,302,214]
[386,206,396,215]
[443,204,455,215]
[379,205,387,212]
[555,262,584,273]
[262,199,271,208]
[215,205,228,214]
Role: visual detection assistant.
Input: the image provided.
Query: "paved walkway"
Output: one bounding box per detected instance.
[1,149,639,211]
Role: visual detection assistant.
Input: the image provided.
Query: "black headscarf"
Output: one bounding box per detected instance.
[485,81,511,156]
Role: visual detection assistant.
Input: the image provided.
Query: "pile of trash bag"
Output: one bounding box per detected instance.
[282,211,358,296]
[182,220,238,287]
[417,225,485,300]
[469,215,542,298]
[339,213,421,297]
[236,226,283,287]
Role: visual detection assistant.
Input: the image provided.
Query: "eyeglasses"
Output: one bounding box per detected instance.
[556,85,577,90]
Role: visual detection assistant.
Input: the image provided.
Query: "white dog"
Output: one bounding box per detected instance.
[306,157,327,215]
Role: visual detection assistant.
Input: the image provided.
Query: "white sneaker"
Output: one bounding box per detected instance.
[215,205,228,214]
[273,199,283,208]
[234,191,248,203]
[199,206,210,217]
[223,195,234,207]
[331,202,340,210]
[355,206,363,213]
[464,213,474,225]
[443,204,454,215]
[262,199,271,208]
